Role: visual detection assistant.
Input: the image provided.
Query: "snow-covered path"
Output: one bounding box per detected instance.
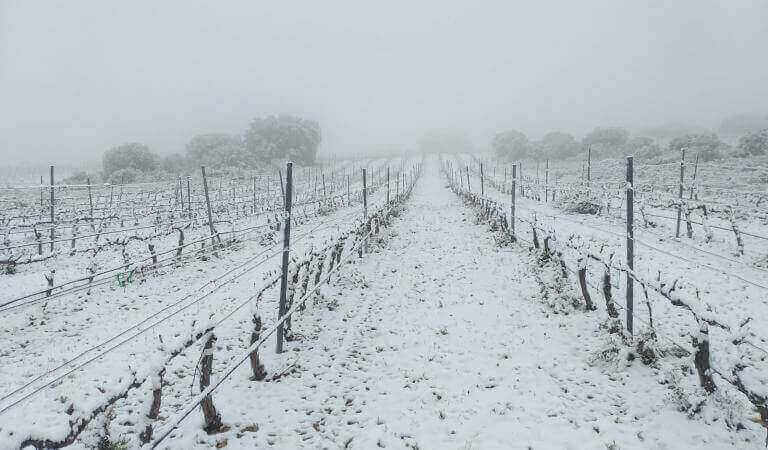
[194,163,752,449]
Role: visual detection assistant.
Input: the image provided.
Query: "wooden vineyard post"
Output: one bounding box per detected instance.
[675,148,685,238]
[322,173,326,201]
[252,176,257,214]
[626,156,634,335]
[199,333,223,433]
[279,169,285,207]
[186,176,192,219]
[480,162,485,196]
[276,162,293,354]
[587,144,592,182]
[544,159,549,203]
[87,177,94,230]
[49,166,54,252]
[690,153,699,200]
[466,166,471,192]
[387,166,390,204]
[200,166,218,253]
[453,164,457,187]
[178,177,184,217]
[363,168,369,253]
[511,164,517,241]
[347,174,350,206]
[362,168,368,220]
[119,175,125,211]
[173,179,179,209]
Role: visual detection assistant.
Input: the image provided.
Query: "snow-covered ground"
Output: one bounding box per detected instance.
[159,161,761,448]
[2,159,764,448]
[220,161,758,449]
[448,154,768,391]
[0,162,412,449]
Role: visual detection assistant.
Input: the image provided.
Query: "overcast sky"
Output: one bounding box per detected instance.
[1,0,767,164]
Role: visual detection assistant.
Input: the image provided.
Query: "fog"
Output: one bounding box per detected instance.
[2,0,768,164]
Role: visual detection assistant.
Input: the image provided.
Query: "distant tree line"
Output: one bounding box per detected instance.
[493,121,768,163]
[96,114,321,184]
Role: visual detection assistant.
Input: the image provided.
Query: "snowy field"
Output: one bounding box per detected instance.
[0,159,418,448]
[1,158,766,449]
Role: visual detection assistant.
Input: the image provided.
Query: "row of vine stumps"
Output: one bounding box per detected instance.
[16,163,422,450]
[440,161,768,447]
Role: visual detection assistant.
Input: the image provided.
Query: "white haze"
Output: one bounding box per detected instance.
[1,0,767,164]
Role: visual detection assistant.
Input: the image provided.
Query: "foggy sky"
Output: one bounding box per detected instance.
[2,0,768,164]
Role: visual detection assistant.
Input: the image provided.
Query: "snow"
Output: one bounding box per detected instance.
[451,154,768,397]
[1,159,765,448]
[162,160,761,448]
